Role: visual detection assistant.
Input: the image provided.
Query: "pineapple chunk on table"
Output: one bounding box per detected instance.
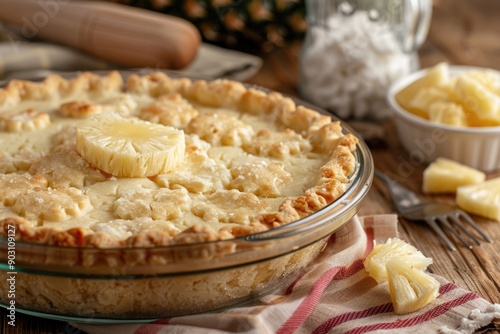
[364,238,438,315]
[456,177,500,222]
[422,157,486,194]
[386,258,440,315]
[363,238,433,284]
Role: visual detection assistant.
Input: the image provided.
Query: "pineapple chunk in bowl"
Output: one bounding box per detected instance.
[387,63,500,172]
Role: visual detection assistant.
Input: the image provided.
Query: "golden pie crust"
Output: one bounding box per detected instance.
[0,71,358,249]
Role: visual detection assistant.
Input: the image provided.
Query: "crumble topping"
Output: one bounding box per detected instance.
[193,189,270,225]
[0,173,48,206]
[184,79,246,107]
[59,95,137,118]
[228,161,292,197]
[242,128,312,158]
[59,100,103,118]
[186,112,255,147]
[139,93,198,127]
[0,108,51,132]
[12,186,93,223]
[29,150,107,188]
[113,187,193,221]
[126,72,190,97]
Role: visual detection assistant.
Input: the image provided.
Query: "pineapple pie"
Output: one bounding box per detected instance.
[0,71,359,248]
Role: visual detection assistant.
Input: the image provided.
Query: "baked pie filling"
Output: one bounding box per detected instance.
[0,71,358,248]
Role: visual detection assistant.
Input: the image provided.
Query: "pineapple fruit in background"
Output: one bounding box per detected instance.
[364,238,439,315]
[422,157,486,194]
[108,0,307,51]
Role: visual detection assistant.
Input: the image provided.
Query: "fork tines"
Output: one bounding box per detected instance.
[430,210,492,251]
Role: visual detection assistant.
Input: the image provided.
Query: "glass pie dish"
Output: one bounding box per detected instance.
[0,70,373,320]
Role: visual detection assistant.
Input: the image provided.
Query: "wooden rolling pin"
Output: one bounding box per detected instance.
[0,0,201,69]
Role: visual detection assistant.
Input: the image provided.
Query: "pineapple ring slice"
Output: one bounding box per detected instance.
[76,112,185,177]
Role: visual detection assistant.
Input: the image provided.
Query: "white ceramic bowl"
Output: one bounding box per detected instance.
[387,65,500,172]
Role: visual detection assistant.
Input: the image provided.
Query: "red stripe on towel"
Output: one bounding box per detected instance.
[134,318,170,334]
[276,222,375,333]
[312,302,394,334]
[312,283,461,333]
[343,292,480,334]
[275,266,342,334]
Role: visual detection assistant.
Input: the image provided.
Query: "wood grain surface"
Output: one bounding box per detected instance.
[1,0,499,333]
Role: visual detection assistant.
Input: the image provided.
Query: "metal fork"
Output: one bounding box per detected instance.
[374,169,492,251]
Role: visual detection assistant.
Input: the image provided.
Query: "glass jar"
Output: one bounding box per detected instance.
[299,0,432,119]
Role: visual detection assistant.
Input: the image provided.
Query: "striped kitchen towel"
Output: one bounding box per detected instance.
[71,215,500,334]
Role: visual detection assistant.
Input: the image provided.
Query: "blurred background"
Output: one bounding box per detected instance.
[0,0,498,87]
[0,0,499,113]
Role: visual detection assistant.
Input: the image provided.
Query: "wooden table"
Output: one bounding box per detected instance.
[1,0,499,332]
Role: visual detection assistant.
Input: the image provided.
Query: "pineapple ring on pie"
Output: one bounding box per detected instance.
[0,71,360,248]
[76,112,186,178]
